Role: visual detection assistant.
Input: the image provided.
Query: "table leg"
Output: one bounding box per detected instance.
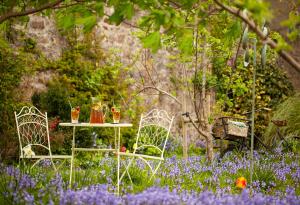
[117,127,120,196]
[69,126,76,188]
[114,128,117,150]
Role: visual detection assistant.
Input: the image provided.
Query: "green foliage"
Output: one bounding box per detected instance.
[281,11,300,41]
[23,37,37,52]
[264,93,300,146]
[212,28,293,138]
[242,26,249,49]
[0,37,35,159]
[261,44,267,68]
[33,80,71,120]
[163,6,293,144]
[270,32,292,51]
[56,13,76,31]
[108,1,135,25]
[0,39,23,94]
[234,0,272,23]
[56,2,105,33]
[193,71,218,89]
[224,20,242,46]
[141,31,161,53]
[177,29,194,55]
[0,0,298,58]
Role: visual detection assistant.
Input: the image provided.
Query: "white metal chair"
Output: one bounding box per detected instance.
[15,106,71,170]
[118,109,174,185]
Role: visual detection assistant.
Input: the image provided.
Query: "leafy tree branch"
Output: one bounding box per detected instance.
[213,0,300,74]
[0,0,64,24]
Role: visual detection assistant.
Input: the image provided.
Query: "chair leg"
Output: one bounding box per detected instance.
[31,158,43,169]
[30,158,57,171]
[125,161,133,185]
[55,159,68,170]
[120,158,134,185]
[50,158,57,172]
[149,161,161,181]
[138,157,162,182]
[119,157,163,187]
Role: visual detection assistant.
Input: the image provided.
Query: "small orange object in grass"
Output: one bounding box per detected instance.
[236,177,247,189]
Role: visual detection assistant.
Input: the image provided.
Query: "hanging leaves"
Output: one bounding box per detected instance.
[261,44,267,68]
[108,1,135,25]
[262,26,268,37]
[234,0,272,23]
[281,11,300,41]
[242,26,249,49]
[141,31,161,53]
[120,2,135,20]
[244,49,250,67]
[261,24,268,68]
[94,2,104,17]
[56,3,103,33]
[56,14,75,31]
[76,15,97,33]
[108,9,124,25]
[224,20,242,45]
[177,29,193,55]
[107,0,120,7]
[242,24,250,67]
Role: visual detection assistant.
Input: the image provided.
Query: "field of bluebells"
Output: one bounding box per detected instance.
[1,149,300,205]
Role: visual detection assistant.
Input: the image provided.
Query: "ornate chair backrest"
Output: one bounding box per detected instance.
[14,106,51,157]
[134,109,174,158]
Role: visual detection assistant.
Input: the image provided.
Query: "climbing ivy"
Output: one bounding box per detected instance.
[0,37,36,159]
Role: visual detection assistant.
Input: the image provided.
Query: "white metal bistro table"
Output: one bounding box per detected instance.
[59,122,132,195]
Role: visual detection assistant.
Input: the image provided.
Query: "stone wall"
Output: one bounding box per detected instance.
[26,15,66,59]
[17,70,54,102]
[12,15,64,101]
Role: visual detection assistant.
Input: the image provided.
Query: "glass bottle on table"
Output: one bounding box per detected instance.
[90,97,107,123]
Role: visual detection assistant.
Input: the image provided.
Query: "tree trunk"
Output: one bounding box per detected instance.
[182,116,188,159]
[200,38,214,162]
[206,132,214,162]
[203,115,214,162]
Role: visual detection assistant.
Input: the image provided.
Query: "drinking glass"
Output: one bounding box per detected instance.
[111,107,120,123]
[71,106,80,123]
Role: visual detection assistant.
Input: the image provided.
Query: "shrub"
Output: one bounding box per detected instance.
[0,38,31,160]
[263,93,300,147]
